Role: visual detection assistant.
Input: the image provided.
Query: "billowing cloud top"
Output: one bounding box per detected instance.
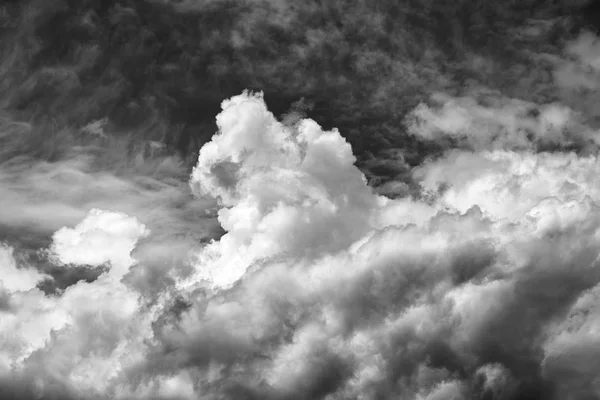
[187,92,381,288]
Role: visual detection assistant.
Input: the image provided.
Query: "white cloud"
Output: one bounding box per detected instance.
[185,91,382,289]
[50,208,149,279]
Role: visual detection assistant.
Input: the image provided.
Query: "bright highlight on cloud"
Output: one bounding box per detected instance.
[4,75,600,399]
[187,92,381,288]
[50,208,149,277]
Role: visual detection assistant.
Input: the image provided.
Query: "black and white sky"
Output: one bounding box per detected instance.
[1,1,600,399]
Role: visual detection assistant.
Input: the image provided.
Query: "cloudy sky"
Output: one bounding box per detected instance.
[1,1,600,399]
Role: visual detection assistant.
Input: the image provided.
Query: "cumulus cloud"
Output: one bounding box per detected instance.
[127,91,600,399]
[3,85,600,400]
[50,208,149,276]
[186,91,382,288]
[0,209,156,398]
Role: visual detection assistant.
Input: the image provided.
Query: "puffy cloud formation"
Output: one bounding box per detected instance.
[187,92,381,288]
[50,209,149,277]
[0,210,151,398]
[3,86,600,400]
[145,92,600,399]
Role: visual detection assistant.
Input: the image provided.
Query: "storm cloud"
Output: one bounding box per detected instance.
[2,1,600,399]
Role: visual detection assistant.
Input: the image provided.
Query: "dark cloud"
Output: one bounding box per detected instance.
[0,0,593,179]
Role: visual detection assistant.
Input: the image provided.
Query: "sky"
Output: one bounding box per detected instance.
[1,1,600,399]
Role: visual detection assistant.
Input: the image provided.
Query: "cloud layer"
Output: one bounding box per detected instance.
[3,85,600,399]
[2,3,600,396]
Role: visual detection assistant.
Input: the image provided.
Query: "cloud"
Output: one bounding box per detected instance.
[173,92,600,399]
[554,30,600,91]
[0,123,222,302]
[0,244,48,294]
[49,208,149,278]
[3,0,600,397]
[0,210,155,398]
[405,91,598,152]
[542,284,600,398]
[91,92,586,399]
[186,91,382,289]
[3,84,600,399]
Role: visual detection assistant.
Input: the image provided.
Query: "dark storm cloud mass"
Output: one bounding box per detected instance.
[2,0,600,399]
[1,0,590,177]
